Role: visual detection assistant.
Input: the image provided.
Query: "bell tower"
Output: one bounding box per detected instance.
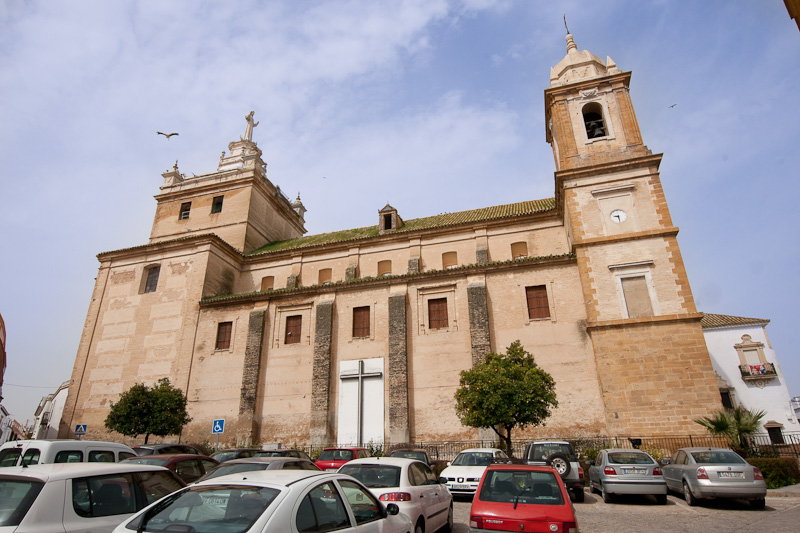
[546,34,722,435]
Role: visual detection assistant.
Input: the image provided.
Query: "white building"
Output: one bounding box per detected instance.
[30,381,70,440]
[702,313,798,443]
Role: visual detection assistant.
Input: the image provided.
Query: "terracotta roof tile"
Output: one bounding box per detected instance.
[701,313,770,329]
[249,198,555,255]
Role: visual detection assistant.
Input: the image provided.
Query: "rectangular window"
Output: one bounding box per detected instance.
[215,322,233,350]
[285,315,302,344]
[621,276,653,318]
[525,285,550,319]
[318,268,332,285]
[144,266,160,293]
[720,390,734,410]
[511,242,528,259]
[353,306,370,338]
[428,298,448,329]
[179,202,191,220]
[442,251,458,269]
[260,276,274,291]
[211,196,224,214]
[377,260,392,276]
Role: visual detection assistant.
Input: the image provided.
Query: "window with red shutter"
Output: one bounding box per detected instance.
[353,306,370,338]
[428,298,448,329]
[525,286,550,319]
[215,322,232,350]
[285,315,302,344]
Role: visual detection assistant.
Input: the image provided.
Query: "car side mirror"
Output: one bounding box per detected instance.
[661,459,670,465]
[386,503,399,516]
[585,460,593,466]
[446,461,451,467]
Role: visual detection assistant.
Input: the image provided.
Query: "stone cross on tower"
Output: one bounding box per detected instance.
[242,110,259,142]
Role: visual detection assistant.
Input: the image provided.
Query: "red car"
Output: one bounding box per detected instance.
[314,446,370,471]
[469,464,579,532]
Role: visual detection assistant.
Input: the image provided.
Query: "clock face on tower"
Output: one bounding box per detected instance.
[610,209,627,223]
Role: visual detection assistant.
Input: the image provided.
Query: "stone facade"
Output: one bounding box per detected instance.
[60,35,723,447]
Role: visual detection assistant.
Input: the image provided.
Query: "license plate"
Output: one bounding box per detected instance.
[325,468,338,472]
[718,471,744,478]
[453,484,471,490]
[622,468,646,474]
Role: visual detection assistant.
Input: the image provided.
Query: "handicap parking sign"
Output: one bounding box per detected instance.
[212,419,225,434]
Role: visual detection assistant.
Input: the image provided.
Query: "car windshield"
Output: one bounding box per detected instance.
[254,451,284,457]
[0,449,22,467]
[390,451,427,462]
[690,450,746,464]
[318,450,354,462]
[202,464,271,481]
[129,485,280,532]
[478,470,564,506]
[339,464,401,488]
[607,452,654,465]
[134,448,155,456]
[0,478,45,526]
[452,452,493,466]
[212,452,240,463]
[530,444,576,462]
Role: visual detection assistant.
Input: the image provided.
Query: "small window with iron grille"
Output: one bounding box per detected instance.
[525,285,550,320]
[353,306,370,338]
[211,196,223,214]
[215,322,232,350]
[285,315,302,344]
[143,265,160,294]
[428,298,448,329]
[179,202,191,220]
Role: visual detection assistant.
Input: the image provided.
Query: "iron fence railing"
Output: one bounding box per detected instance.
[294,433,800,462]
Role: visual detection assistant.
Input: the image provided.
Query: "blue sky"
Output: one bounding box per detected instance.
[1,1,798,425]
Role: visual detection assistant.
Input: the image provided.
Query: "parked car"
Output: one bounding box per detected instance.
[389,448,435,467]
[0,439,136,467]
[469,463,579,533]
[521,440,585,502]
[113,469,414,533]
[132,444,203,456]
[200,456,321,481]
[339,456,454,533]
[438,448,508,498]
[123,454,219,484]
[210,448,263,463]
[253,448,313,460]
[661,447,767,508]
[314,446,371,471]
[587,448,667,504]
[0,462,185,532]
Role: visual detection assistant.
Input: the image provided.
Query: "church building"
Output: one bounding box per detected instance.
[60,35,723,447]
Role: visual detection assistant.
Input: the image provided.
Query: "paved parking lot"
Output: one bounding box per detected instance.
[451,490,800,532]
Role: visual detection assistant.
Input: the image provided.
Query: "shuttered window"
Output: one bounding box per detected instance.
[260,276,274,291]
[285,315,302,344]
[215,322,232,350]
[377,260,392,276]
[511,242,528,259]
[442,252,457,269]
[353,306,370,338]
[428,298,448,329]
[318,268,332,285]
[621,276,653,318]
[525,285,550,319]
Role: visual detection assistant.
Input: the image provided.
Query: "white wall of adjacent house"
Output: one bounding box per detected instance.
[703,325,798,437]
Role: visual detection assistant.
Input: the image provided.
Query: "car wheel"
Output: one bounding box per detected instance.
[572,487,585,503]
[683,481,697,506]
[655,494,667,505]
[415,517,424,533]
[546,453,571,476]
[441,502,454,532]
[601,484,613,504]
[751,498,766,510]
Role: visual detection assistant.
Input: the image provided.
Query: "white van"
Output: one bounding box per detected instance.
[0,439,136,467]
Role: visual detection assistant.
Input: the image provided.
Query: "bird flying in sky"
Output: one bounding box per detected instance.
[157,131,179,139]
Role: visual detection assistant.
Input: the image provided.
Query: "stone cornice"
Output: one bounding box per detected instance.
[97,233,244,265]
[200,253,576,308]
[586,312,704,331]
[572,227,680,248]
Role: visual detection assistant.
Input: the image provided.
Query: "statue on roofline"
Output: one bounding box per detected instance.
[242,110,259,141]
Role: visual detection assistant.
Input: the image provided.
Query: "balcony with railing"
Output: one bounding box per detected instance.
[739,361,777,381]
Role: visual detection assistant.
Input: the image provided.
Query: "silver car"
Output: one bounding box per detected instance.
[661,447,767,509]
[587,448,667,504]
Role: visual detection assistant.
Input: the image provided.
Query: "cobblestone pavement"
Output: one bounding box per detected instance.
[451,490,800,532]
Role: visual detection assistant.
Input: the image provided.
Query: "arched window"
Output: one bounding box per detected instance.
[442,252,458,269]
[377,260,392,276]
[511,242,528,259]
[582,102,607,139]
[318,268,332,285]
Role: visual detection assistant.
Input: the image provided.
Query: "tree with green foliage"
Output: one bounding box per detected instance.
[454,340,558,457]
[694,407,766,455]
[105,378,192,443]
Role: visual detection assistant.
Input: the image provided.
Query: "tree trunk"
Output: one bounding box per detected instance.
[145,433,150,444]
